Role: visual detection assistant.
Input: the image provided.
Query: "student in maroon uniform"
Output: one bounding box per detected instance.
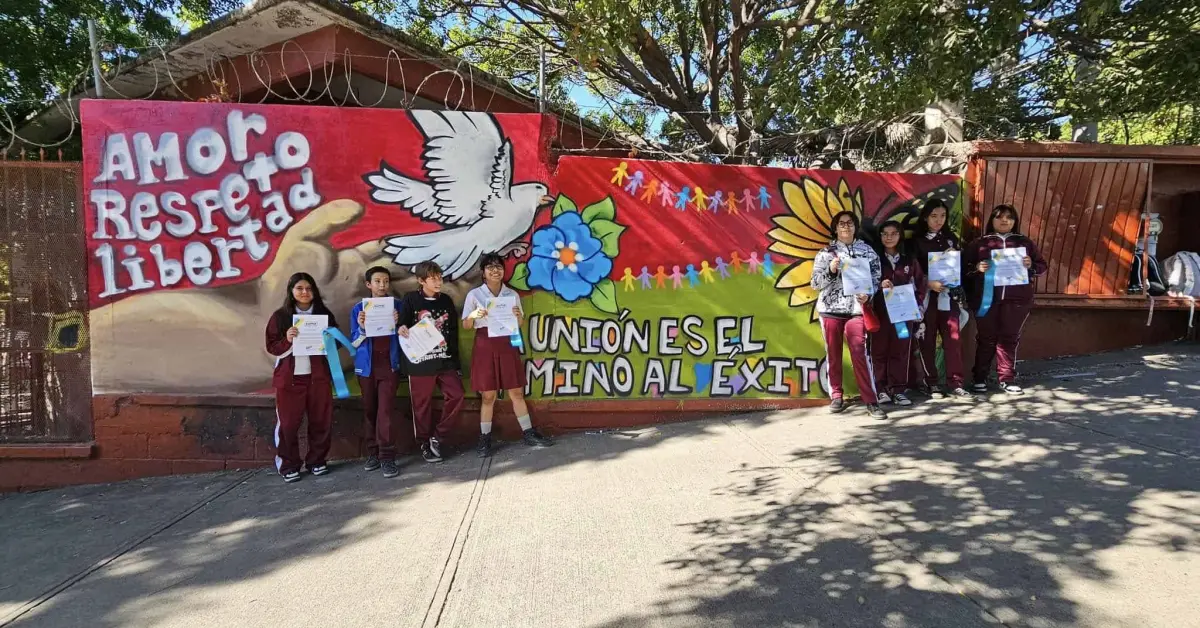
[909,199,974,399]
[351,266,403,478]
[964,204,1049,395]
[871,220,924,407]
[265,272,337,483]
[397,261,463,463]
[811,210,886,419]
[462,253,553,457]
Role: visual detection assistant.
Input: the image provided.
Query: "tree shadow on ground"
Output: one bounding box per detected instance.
[592,349,1200,627]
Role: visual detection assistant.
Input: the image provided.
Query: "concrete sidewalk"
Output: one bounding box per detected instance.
[2,344,1199,628]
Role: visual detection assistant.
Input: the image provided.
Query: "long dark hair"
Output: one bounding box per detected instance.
[914,198,957,241]
[272,272,337,332]
[986,204,1022,235]
[874,220,905,257]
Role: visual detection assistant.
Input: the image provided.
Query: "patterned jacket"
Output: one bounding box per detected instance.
[811,239,882,317]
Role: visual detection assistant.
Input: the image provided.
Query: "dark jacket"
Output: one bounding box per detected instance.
[265,310,333,389]
[963,232,1049,309]
[397,290,461,376]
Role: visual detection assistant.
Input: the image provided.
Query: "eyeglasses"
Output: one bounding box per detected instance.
[836,221,856,227]
[484,265,504,271]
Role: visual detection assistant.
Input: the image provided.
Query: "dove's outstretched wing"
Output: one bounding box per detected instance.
[411,110,513,226]
[363,163,439,216]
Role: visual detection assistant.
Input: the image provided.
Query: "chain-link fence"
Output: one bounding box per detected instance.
[0,159,92,443]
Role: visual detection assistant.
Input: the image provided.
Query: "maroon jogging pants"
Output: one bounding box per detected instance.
[359,371,399,461]
[972,300,1033,384]
[918,300,966,389]
[274,375,333,475]
[871,321,912,395]
[409,371,465,442]
[821,315,878,405]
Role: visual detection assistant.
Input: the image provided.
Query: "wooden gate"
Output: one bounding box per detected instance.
[0,159,92,443]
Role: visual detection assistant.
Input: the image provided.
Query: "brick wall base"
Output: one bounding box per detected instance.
[0,394,823,492]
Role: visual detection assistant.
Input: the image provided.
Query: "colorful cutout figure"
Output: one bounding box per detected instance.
[674,187,692,211]
[715,256,731,278]
[685,264,700,287]
[621,267,636,291]
[655,265,668,288]
[758,186,771,210]
[761,253,775,278]
[741,188,756,212]
[670,265,684,289]
[638,266,652,289]
[640,179,659,203]
[725,191,739,215]
[748,252,761,274]
[658,181,675,207]
[624,171,644,194]
[611,162,630,185]
[699,260,715,283]
[708,190,724,212]
[691,187,709,212]
[731,251,744,273]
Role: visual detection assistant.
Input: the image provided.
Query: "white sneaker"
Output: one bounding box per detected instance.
[999,382,1024,395]
[877,392,893,405]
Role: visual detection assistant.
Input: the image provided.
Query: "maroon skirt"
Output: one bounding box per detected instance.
[470,329,527,392]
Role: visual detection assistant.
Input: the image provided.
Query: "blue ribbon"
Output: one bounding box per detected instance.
[510,332,524,349]
[322,328,359,399]
[976,265,997,318]
[895,322,910,339]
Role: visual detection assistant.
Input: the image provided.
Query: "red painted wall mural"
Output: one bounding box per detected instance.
[81,100,960,399]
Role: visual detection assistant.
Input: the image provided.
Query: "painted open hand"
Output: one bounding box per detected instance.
[91,200,393,393]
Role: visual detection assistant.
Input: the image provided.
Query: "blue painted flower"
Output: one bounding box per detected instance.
[527,212,613,301]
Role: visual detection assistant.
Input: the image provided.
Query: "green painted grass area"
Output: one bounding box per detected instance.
[518,269,849,400]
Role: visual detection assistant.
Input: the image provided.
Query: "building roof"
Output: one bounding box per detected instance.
[18,0,631,152]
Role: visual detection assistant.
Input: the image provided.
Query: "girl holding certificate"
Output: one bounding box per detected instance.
[264,272,338,483]
[964,204,1049,395]
[910,199,973,399]
[462,253,554,457]
[811,210,886,419]
[871,221,924,407]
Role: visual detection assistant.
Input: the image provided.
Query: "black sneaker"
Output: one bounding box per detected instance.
[829,397,846,413]
[282,470,301,483]
[522,428,553,447]
[476,433,493,458]
[429,436,443,460]
[866,404,888,420]
[421,442,443,463]
[309,464,329,476]
[951,387,975,399]
[363,455,381,471]
[928,385,946,399]
[970,382,989,393]
[893,392,913,406]
[381,460,400,478]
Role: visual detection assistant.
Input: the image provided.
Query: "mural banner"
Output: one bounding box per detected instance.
[531,157,960,401]
[81,100,961,399]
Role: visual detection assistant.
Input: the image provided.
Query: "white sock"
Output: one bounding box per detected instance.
[480,422,493,435]
[517,414,533,431]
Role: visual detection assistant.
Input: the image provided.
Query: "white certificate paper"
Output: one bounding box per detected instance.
[362,297,395,337]
[883,284,922,323]
[485,295,520,338]
[840,257,874,297]
[291,315,327,356]
[398,318,446,362]
[992,247,1030,287]
[928,251,962,286]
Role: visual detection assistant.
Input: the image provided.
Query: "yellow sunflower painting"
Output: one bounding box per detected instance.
[769,176,960,320]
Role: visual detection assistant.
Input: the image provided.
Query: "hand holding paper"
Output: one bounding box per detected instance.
[928,251,962,286]
[991,247,1030,287]
[840,257,874,296]
[361,298,396,337]
[486,295,520,337]
[883,284,921,322]
[291,314,328,356]
[397,318,445,362]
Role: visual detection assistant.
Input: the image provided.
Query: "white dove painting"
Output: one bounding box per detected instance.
[363,111,551,279]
